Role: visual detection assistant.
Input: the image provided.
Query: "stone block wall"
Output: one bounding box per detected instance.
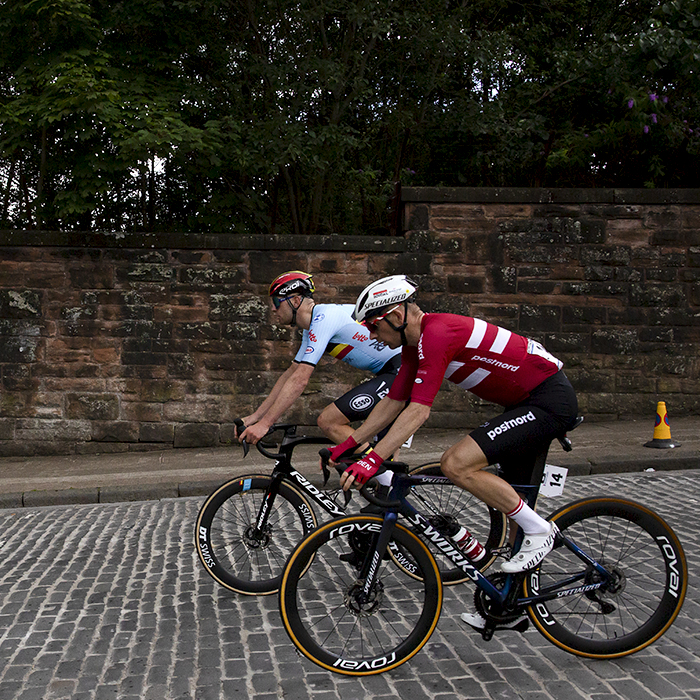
[403,187,700,422]
[0,187,698,456]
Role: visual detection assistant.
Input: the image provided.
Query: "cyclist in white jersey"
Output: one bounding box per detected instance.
[237,271,401,446]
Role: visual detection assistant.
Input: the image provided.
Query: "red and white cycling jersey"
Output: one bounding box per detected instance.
[388,313,563,408]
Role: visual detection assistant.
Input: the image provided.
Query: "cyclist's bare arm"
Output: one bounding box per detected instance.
[343,396,405,448]
[339,400,431,490]
[240,362,315,444]
[373,401,431,459]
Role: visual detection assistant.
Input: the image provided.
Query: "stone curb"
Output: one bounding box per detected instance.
[5,459,699,508]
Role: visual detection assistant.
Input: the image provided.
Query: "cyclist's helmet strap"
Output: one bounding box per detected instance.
[269,271,315,327]
[354,275,418,346]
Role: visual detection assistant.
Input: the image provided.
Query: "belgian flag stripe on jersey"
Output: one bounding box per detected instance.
[329,343,353,360]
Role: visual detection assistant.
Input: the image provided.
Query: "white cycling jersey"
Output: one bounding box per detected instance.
[294,304,400,374]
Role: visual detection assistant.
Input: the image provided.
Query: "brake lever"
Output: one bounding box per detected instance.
[234,418,250,458]
[319,447,331,486]
[319,448,354,508]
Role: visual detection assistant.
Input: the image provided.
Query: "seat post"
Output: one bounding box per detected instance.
[522,441,553,509]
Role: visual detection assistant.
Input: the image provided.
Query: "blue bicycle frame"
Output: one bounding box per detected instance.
[358,471,614,613]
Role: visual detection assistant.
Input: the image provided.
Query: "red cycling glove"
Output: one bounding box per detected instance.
[344,450,385,486]
[330,436,359,463]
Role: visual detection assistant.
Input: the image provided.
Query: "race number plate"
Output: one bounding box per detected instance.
[540,464,568,497]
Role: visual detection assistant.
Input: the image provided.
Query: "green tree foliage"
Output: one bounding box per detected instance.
[1,0,699,233]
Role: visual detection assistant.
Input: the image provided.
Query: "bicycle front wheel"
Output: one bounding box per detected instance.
[524,497,687,658]
[195,474,317,595]
[279,515,443,676]
[403,463,507,582]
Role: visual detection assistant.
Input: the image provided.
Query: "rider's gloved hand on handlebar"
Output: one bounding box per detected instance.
[329,435,359,463]
[341,449,385,490]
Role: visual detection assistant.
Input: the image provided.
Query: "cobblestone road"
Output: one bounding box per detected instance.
[0,470,698,700]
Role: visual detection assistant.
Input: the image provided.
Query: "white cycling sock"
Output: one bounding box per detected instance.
[507,499,550,534]
[375,470,393,486]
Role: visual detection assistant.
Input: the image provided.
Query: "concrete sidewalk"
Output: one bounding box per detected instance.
[1,415,698,508]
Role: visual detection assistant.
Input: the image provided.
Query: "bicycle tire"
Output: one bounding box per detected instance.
[397,462,507,582]
[195,474,317,595]
[279,515,443,676]
[524,497,687,658]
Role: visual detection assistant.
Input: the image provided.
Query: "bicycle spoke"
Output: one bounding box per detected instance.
[526,498,686,658]
[280,516,441,674]
[196,476,316,594]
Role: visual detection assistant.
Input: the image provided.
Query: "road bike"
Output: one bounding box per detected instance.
[195,422,506,595]
[278,424,688,675]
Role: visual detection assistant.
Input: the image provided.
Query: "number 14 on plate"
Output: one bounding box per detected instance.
[540,464,568,497]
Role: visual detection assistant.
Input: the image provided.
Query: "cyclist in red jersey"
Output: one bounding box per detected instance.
[329,275,578,632]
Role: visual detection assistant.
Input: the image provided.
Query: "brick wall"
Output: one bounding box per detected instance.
[1,187,698,456]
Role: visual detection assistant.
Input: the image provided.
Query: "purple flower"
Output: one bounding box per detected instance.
[663,96,669,104]
[649,93,657,102]
[628,99,635,109]
[643,125,650,134]
[651,113,657,124]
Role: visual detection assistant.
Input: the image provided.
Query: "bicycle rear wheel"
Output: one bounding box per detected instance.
[279,515,443,676]
[401,463,507,582]
[524,497,687,658]
[195,474,317,595]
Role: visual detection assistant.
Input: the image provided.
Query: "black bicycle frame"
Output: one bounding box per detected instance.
[248,425,344,535]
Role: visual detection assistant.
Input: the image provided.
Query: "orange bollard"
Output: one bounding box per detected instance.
[644,401,681,449]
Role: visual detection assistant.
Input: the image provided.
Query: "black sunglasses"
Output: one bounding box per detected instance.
[272,295,296,310]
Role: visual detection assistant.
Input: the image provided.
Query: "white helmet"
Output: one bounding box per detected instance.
[354,275,418,323]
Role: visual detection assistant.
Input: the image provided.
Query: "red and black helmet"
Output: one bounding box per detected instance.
[269,271,315,299]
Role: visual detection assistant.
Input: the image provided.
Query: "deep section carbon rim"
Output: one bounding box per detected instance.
[279,516,443,675]
[195,474,316,595]
[525,497,687,658]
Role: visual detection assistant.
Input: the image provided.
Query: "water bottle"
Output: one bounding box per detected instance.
[453,526,486,562]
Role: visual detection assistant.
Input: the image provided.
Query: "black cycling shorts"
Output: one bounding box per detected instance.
[334,356,401,423]
[469,370,579,485]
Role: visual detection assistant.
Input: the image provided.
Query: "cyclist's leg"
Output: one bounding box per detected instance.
[318,370,396,443]
[443,406,570,574]
[316,403,353,443]
[440,434,520,514]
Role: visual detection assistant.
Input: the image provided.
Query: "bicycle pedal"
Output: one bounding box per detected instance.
[480,618,529,640]
[480,627,495,642]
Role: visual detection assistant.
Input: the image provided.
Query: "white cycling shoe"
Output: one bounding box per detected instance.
[460,610,529,633]
[500,522,559,573]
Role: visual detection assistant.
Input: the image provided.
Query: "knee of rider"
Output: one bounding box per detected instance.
[440,451,460,480]
[316,409,336,432]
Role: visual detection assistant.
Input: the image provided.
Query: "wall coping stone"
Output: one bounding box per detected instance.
[0,231,408,251]
[402,187,700,204]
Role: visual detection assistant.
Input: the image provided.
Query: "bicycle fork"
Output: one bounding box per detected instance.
[353,512,400,605]
[246,471,286,545]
